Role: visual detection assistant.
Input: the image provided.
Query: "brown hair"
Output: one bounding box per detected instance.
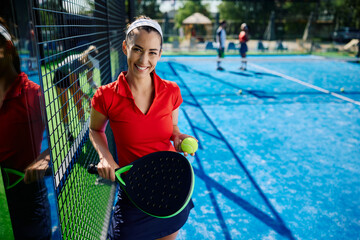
[125,15,163,49]
[0,17,20,74]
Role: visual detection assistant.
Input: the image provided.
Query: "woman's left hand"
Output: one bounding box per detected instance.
[24,149,51,184]
[173,134,198,157]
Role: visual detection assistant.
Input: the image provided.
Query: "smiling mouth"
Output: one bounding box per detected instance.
[135,64,148,71]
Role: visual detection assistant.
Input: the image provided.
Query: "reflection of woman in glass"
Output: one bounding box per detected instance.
[52,45,99,142]
[0,18,51,239]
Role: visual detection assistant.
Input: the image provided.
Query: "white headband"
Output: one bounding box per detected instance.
[126,19,163,38]
[0,24,12,42]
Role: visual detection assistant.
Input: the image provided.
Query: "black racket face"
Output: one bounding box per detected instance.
[121,151,193,217]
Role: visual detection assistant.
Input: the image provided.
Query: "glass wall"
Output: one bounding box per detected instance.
[0,0,128,239]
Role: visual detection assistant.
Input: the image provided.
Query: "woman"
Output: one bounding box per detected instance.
[90,16,196,240]
[0,18,51,239]
[239,23,249,70]
[53,45,99,142]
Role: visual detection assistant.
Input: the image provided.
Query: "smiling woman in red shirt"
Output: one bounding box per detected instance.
[90,16,196,240]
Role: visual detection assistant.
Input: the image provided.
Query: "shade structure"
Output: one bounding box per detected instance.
[183,12,212,25]
[263,11,276,41]
[303,12,314,41]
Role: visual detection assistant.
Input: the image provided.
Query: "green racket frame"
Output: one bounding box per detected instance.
[2,168,25,190]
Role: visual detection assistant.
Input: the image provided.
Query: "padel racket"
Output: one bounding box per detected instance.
[1,167,52,189]
[88,151,194,218]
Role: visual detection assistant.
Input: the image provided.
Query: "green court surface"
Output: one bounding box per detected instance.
[37,51,120,239]
[0,168,14,240]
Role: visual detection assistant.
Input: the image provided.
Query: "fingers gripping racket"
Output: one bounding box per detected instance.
[88,151,194,218]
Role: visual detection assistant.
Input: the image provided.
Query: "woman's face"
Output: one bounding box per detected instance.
[123,28,162,79]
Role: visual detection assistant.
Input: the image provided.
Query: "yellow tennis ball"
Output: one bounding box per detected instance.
[340,87,344,92]
[181,138,198,154]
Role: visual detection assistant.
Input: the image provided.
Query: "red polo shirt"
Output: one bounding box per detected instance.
[92,71,183,167]
[0,73,44,171]
[239,31,248,43]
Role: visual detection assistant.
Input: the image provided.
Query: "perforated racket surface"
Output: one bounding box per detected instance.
[117,151,194,218]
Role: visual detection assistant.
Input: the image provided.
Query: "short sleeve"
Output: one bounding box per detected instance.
[91,87,108,117]
[172,84,183,110]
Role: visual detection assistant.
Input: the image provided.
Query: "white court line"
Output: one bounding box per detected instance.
[249,63,360,106]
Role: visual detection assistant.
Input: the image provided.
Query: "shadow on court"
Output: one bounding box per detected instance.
[227,70,280,78]
[159,62,295,240]
[167,62,278,100]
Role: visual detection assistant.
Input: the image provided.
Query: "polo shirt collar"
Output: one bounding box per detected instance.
[4,72,27,100]
[116,71,167,99]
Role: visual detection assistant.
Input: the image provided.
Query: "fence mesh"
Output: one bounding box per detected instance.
[30,0,127,238]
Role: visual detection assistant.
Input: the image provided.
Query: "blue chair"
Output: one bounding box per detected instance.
[205,41,216,50]
[257,41,269,52]
[227,42,237,52]
[275,41,288,51]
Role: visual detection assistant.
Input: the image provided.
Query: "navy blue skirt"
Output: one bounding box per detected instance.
[108,189,194,240]
[240,42,248,54]
[6,180,51,240]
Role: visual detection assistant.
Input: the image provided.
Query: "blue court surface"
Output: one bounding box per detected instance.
[155,56,360,240]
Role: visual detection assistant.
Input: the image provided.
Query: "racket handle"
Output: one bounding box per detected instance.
[87,163,98,174]
[87,163,129,186]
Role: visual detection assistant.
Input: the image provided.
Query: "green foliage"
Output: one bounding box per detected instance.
[137,0,163,19]
[218,2,243,21]
[332,0,360,29]
[218,1,278,38]
[217,0,360,40]
[218,1,277,22]
[0,168,14,240]
[282,1,317,17]
[174,0,212,28]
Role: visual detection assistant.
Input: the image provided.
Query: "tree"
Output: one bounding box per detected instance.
[174,0,212,28]
[217,1,244,21]
[217,0,360,40]
[136,0,163,19]
[332,0,360,29]
[218,1,277,39]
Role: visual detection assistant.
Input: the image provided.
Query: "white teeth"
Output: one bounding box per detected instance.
[136,65,147,70]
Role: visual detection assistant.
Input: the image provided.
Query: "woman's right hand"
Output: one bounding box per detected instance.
[97,154,119,182]
[89,108,117,181]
